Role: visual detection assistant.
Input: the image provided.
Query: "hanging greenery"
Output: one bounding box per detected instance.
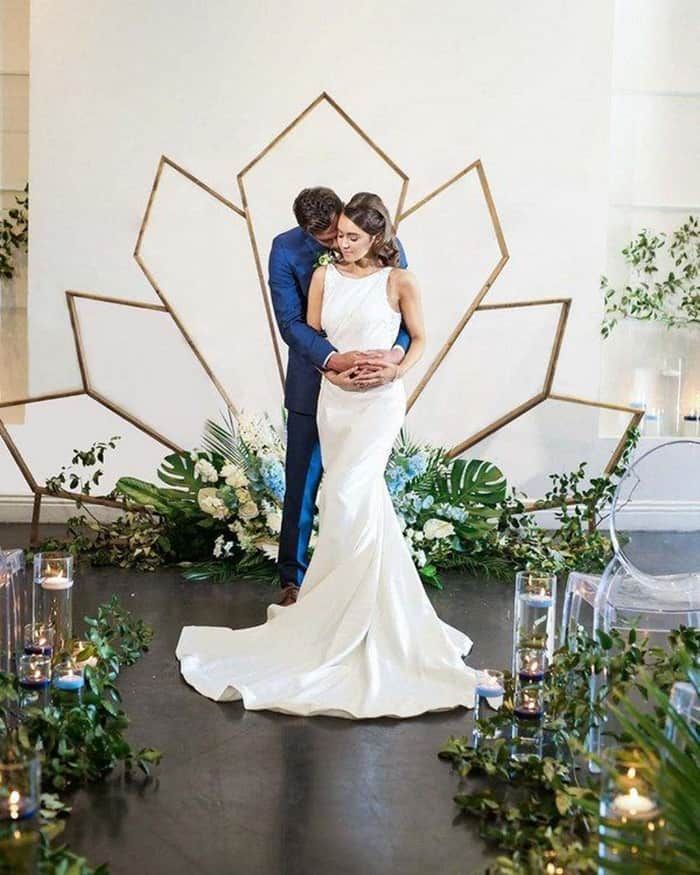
[0,184,28,281]
[601,215,699,338]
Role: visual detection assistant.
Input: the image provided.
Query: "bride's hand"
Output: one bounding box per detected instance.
[325,363,399,392]
[324,367,366,392]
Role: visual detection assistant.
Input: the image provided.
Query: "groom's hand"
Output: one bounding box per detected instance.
[325,351,366,373]
[354,347,405,368]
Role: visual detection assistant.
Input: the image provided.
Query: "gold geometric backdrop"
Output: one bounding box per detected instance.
[0,92,642,543]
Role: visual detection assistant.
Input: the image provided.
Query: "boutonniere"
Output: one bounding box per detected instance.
[314,249,338,269]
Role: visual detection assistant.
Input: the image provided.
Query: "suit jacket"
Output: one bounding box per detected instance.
[268,226,409,414]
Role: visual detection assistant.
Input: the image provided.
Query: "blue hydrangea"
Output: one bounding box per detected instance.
[386,466,409,496]
[421,495,434,510]
[406,452,428,479]
[261,458,285,502]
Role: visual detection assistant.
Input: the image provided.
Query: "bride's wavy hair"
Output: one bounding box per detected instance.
[342,193,400,267]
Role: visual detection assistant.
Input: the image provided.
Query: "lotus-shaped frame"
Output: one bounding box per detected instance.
[0,92,642,545]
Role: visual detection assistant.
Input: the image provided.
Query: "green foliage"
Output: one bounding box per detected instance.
[36,511,173,573]
[601,215,699,337]
[477,426,641,581]
[0,598,159,873]
[438,627,700,873]
[0,184,28,281]
[45,438,121,500]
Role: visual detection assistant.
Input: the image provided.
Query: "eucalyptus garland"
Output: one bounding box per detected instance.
[438,627,699,873]
[0,596,161,873]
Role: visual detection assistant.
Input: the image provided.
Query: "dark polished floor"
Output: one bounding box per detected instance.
[1,525,696,874]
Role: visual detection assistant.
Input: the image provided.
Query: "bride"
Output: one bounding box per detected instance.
[176,192,477,718]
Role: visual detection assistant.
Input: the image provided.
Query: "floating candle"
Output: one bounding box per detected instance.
[40,574,73,591]
[611,787,658,819]
[475,670,505,698]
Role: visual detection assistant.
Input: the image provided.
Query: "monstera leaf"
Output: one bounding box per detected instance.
[117,452,207,514]
[157,452,202,496]
[115,477,176,515]
[442,459,507,508]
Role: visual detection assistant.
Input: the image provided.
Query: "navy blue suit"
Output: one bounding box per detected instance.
[268,226,409,586]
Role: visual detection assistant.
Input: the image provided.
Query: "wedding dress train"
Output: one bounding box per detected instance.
[176,263,476,718]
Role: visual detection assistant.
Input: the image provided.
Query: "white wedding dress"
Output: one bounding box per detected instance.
[176,263,477,718]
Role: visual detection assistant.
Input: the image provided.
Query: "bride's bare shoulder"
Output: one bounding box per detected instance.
[388,268,419,291]
[310,264,328,284]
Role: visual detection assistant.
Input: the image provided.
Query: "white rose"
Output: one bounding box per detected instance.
[197,488,230,520]
[221,463,248,489]
[213,534,225,558]
[239,500,259,520]
[414,548,427,568]
[265,509,282,534]
[423,518,455,540]
[413,531,425,542]
[235,487,251,504]
[309,530,318,549]
[194,458,218,483]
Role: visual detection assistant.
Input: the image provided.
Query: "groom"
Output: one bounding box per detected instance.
[268,186,409,606]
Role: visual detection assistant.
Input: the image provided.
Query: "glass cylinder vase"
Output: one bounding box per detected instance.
[17,654,51,710]
[512,572,556,675]
[0,758,40,821]
[52,657,85,707]
[33,553,73,653]
[0,553,20,675]
[598,747,663,867]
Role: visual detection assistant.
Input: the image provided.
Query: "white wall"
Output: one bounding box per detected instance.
[4,0,688,527]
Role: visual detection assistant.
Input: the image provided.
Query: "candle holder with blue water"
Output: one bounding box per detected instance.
[52,656,85,707]
[598,747,664,866]
[22,623,54,659]
[17,654,51,710]
[516,647,548,684]
[512,572,556,676]
[33,553,73,653]
[0,757,41,875]
[510,682,545,761]
[471,670,505,746]
[0,758,40,821]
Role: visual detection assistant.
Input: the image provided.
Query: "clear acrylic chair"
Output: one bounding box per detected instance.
[588,440,700,763]
[559,571,601,649]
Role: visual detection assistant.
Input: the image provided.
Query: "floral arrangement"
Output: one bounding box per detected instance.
[43,410,637,586]
[117,417,507,586]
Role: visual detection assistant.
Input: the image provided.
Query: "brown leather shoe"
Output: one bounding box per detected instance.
[277,584,299,607]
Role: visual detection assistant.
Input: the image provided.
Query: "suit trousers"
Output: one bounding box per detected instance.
[278,409,323,587]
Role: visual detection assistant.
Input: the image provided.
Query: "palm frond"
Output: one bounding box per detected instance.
[202,412,244,466]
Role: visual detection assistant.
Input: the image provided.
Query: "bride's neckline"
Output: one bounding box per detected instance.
[331,263,389,281]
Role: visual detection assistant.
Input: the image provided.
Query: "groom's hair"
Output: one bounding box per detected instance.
[293,187,343,234]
